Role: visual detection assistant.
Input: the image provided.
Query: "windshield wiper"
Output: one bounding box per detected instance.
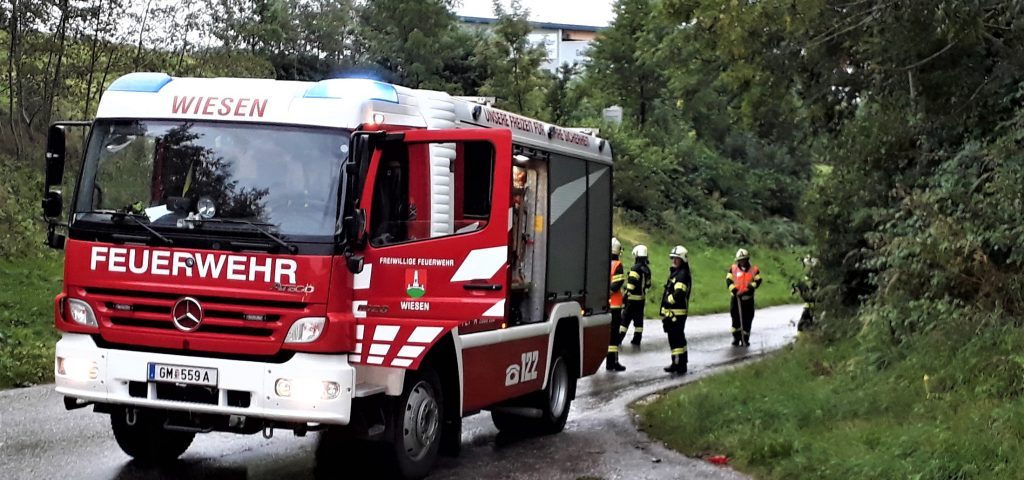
[184,218,296,253]
[82,209,173,245]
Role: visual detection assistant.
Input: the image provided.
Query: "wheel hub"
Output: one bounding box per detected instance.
[402,382,439,461]
[549,358,569,418]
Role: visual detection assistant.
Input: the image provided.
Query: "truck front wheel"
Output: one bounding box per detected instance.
[110,408,194,464]
[387,367,443,479]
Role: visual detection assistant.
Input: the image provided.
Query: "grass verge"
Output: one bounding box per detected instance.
[614,220,801,318]
[637,329,1024,479]
[0,254,63,388]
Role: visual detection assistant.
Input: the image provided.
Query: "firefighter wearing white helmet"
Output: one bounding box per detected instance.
[622,244,652,346]
[606,238,627,372]
[727,248,762,347]
[660,245,692,374]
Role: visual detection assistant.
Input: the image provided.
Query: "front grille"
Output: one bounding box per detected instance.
[110,317,274,337]
[83,287,311,344]
[87,287,306,310]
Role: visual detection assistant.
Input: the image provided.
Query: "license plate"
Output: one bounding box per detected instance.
[147,363,218,387]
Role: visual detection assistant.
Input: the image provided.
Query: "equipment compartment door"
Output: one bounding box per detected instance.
[354,129,512,330]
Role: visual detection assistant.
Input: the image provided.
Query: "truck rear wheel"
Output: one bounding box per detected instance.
[535,353,573,433]
[491,350,575,435]
[386,367,443,480]
[110,408,194,464]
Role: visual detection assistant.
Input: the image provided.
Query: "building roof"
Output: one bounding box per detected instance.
[458,15,605,32]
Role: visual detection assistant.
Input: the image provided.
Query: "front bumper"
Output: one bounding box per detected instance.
[55,333,355,425]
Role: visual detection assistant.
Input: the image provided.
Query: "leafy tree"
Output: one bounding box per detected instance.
[355,0,466,90]
[546,62,580,125]
[586,0,663,127]
[476,0,550,117]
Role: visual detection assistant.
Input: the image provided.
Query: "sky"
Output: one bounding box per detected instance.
[456,0,616,27]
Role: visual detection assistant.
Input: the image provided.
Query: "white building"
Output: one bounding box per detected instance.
[459,16,604,72]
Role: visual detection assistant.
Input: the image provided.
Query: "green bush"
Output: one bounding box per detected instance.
[0,155,48,258]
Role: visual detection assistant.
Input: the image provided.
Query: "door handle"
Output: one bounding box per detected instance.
[463,283,503,291]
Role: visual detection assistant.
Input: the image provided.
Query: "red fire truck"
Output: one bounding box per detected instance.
[42,73,613,478]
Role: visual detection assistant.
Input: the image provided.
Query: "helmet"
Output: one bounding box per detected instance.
[611,237,622,255]
[632,244,648,258]
[669,245,688,262]
[735,248,750,261]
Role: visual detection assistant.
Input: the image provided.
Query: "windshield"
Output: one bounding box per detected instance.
[75,120,350,239]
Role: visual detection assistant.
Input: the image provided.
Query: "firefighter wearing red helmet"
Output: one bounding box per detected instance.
[727,248,762,347]
[606,238,627,372]
[661,245,691,374]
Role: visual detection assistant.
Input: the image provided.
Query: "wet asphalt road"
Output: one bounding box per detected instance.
[0,305,800,480]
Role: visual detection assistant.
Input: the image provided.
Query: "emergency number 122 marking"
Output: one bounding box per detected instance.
[504,351,539,386]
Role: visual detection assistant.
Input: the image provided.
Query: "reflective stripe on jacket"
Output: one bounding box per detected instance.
[660,265,692,317]
[625,262,652,302]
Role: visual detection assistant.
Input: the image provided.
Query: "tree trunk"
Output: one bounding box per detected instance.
[6,0,22,154]
[46,0,71,126]
[83,0,105,118]
[133,0,154,69]
[99,39,119,101]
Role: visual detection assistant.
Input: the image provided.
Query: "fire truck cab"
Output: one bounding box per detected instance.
[42,73,613,478]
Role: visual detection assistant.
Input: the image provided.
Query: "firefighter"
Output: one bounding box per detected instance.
[606,237,627,371]
[622,244,652,346]
[727,248,762,347]
[661,246,691,374]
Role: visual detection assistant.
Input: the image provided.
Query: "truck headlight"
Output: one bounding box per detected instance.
[275,378,340,400]
[57,356,98,381]
[66,298,98,327]
[285,317,326,343]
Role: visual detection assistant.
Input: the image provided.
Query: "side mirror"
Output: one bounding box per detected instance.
[344,208,366,246]
[346,254,364,274]
[46,228,66,249]
[42,191,63,219]
[45,125,67,189]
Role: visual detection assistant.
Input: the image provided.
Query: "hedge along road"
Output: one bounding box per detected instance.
[0,305,801,480]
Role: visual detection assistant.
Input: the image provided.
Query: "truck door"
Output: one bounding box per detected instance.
[350,129,511,367]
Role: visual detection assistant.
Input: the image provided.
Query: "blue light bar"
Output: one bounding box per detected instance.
[304,78,399,103]
[107,72,173,93]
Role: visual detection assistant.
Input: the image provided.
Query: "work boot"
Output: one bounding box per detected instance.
[630,332,642,346]
[742,334,751,347]
[731,330,742,346]
[663,354,686,374]
[605,353,626,372]
[731,338,740,347]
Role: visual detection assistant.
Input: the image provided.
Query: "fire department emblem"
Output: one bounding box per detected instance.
[405,269,427,298]
[171,297,204,332]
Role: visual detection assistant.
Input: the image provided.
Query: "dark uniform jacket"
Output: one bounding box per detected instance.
[625,261,652,303]
[660,264,692,318]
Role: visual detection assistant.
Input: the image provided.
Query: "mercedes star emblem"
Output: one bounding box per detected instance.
[171,297,204,332]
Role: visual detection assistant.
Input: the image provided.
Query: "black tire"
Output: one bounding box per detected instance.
[386,367,444,480]
[490,350,576,436]
[110,408,194,464]
[490,409,525,434]
[316,428,379,478]
[533,352,574,434]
